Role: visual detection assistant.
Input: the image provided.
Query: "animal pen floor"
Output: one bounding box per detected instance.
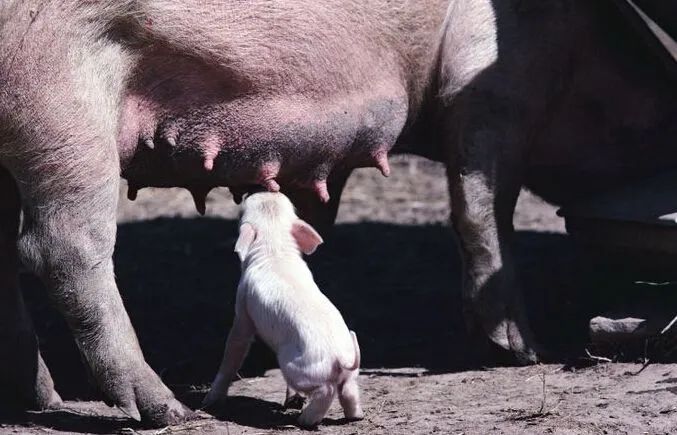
[4,156,677,434]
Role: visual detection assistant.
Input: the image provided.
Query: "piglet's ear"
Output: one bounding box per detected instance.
[234,223,257,262]
[291,219,323,255]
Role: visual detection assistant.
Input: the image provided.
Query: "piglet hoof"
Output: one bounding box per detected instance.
[283,394,305,410]
[343,411,364,422]
[201,389,227,409]
[343,405,364,422]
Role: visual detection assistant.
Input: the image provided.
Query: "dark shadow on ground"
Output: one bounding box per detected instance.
[19,217,674,402]
[1,408,135,434]
[202,396,297,429]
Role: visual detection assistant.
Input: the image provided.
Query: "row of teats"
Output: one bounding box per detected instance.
[126,139,391,215]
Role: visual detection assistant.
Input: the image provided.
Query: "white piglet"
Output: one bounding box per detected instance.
[203,191,363,427]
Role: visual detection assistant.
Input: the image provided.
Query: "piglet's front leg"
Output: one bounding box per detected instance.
[284,386,305,409]
[203,312,255,407]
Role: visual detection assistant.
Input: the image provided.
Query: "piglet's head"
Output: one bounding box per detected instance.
[234,192,323,261]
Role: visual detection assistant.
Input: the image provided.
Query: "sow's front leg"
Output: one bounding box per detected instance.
[0,20,189,427]
[13,155,190,426]
[0,166,61,412]
[13,160,193,425]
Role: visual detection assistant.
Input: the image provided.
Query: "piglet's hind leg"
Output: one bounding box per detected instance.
[339,370,363,420]
[284,385,305,409]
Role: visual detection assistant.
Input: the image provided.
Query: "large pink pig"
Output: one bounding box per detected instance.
[0,0,674,427]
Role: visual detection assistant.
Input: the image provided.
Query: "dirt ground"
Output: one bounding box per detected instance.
[4,156,677,434]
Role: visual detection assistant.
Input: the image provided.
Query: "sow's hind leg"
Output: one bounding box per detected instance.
[0,166,61,413]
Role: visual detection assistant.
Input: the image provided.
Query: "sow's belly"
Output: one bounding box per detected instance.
[117,55,408,205]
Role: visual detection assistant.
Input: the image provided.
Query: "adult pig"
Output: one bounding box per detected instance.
[0,0,446,425]
[0,0,675,427]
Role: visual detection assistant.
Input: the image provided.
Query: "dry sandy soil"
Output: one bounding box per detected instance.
[4,156,677,434]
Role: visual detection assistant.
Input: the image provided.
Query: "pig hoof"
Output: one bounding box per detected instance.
[467,295,543,365]
[344,406,364,421]
[297,416,320,430]
[283,394,305,410]
[138,398,194,428]
[480,318,541,365]
[201,390,227,409]
[514,347,540,365]
[109,369,195,427]
[121,391,194,427]
[0,358,62,412]
[39,389,63,410]
[0,388,62,415]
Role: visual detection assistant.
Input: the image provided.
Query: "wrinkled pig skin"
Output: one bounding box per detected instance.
[0,0,675,427]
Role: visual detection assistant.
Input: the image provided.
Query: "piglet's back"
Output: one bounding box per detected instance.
[243,258,355,362]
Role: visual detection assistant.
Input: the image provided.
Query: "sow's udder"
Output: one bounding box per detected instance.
[117,54,408,210]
